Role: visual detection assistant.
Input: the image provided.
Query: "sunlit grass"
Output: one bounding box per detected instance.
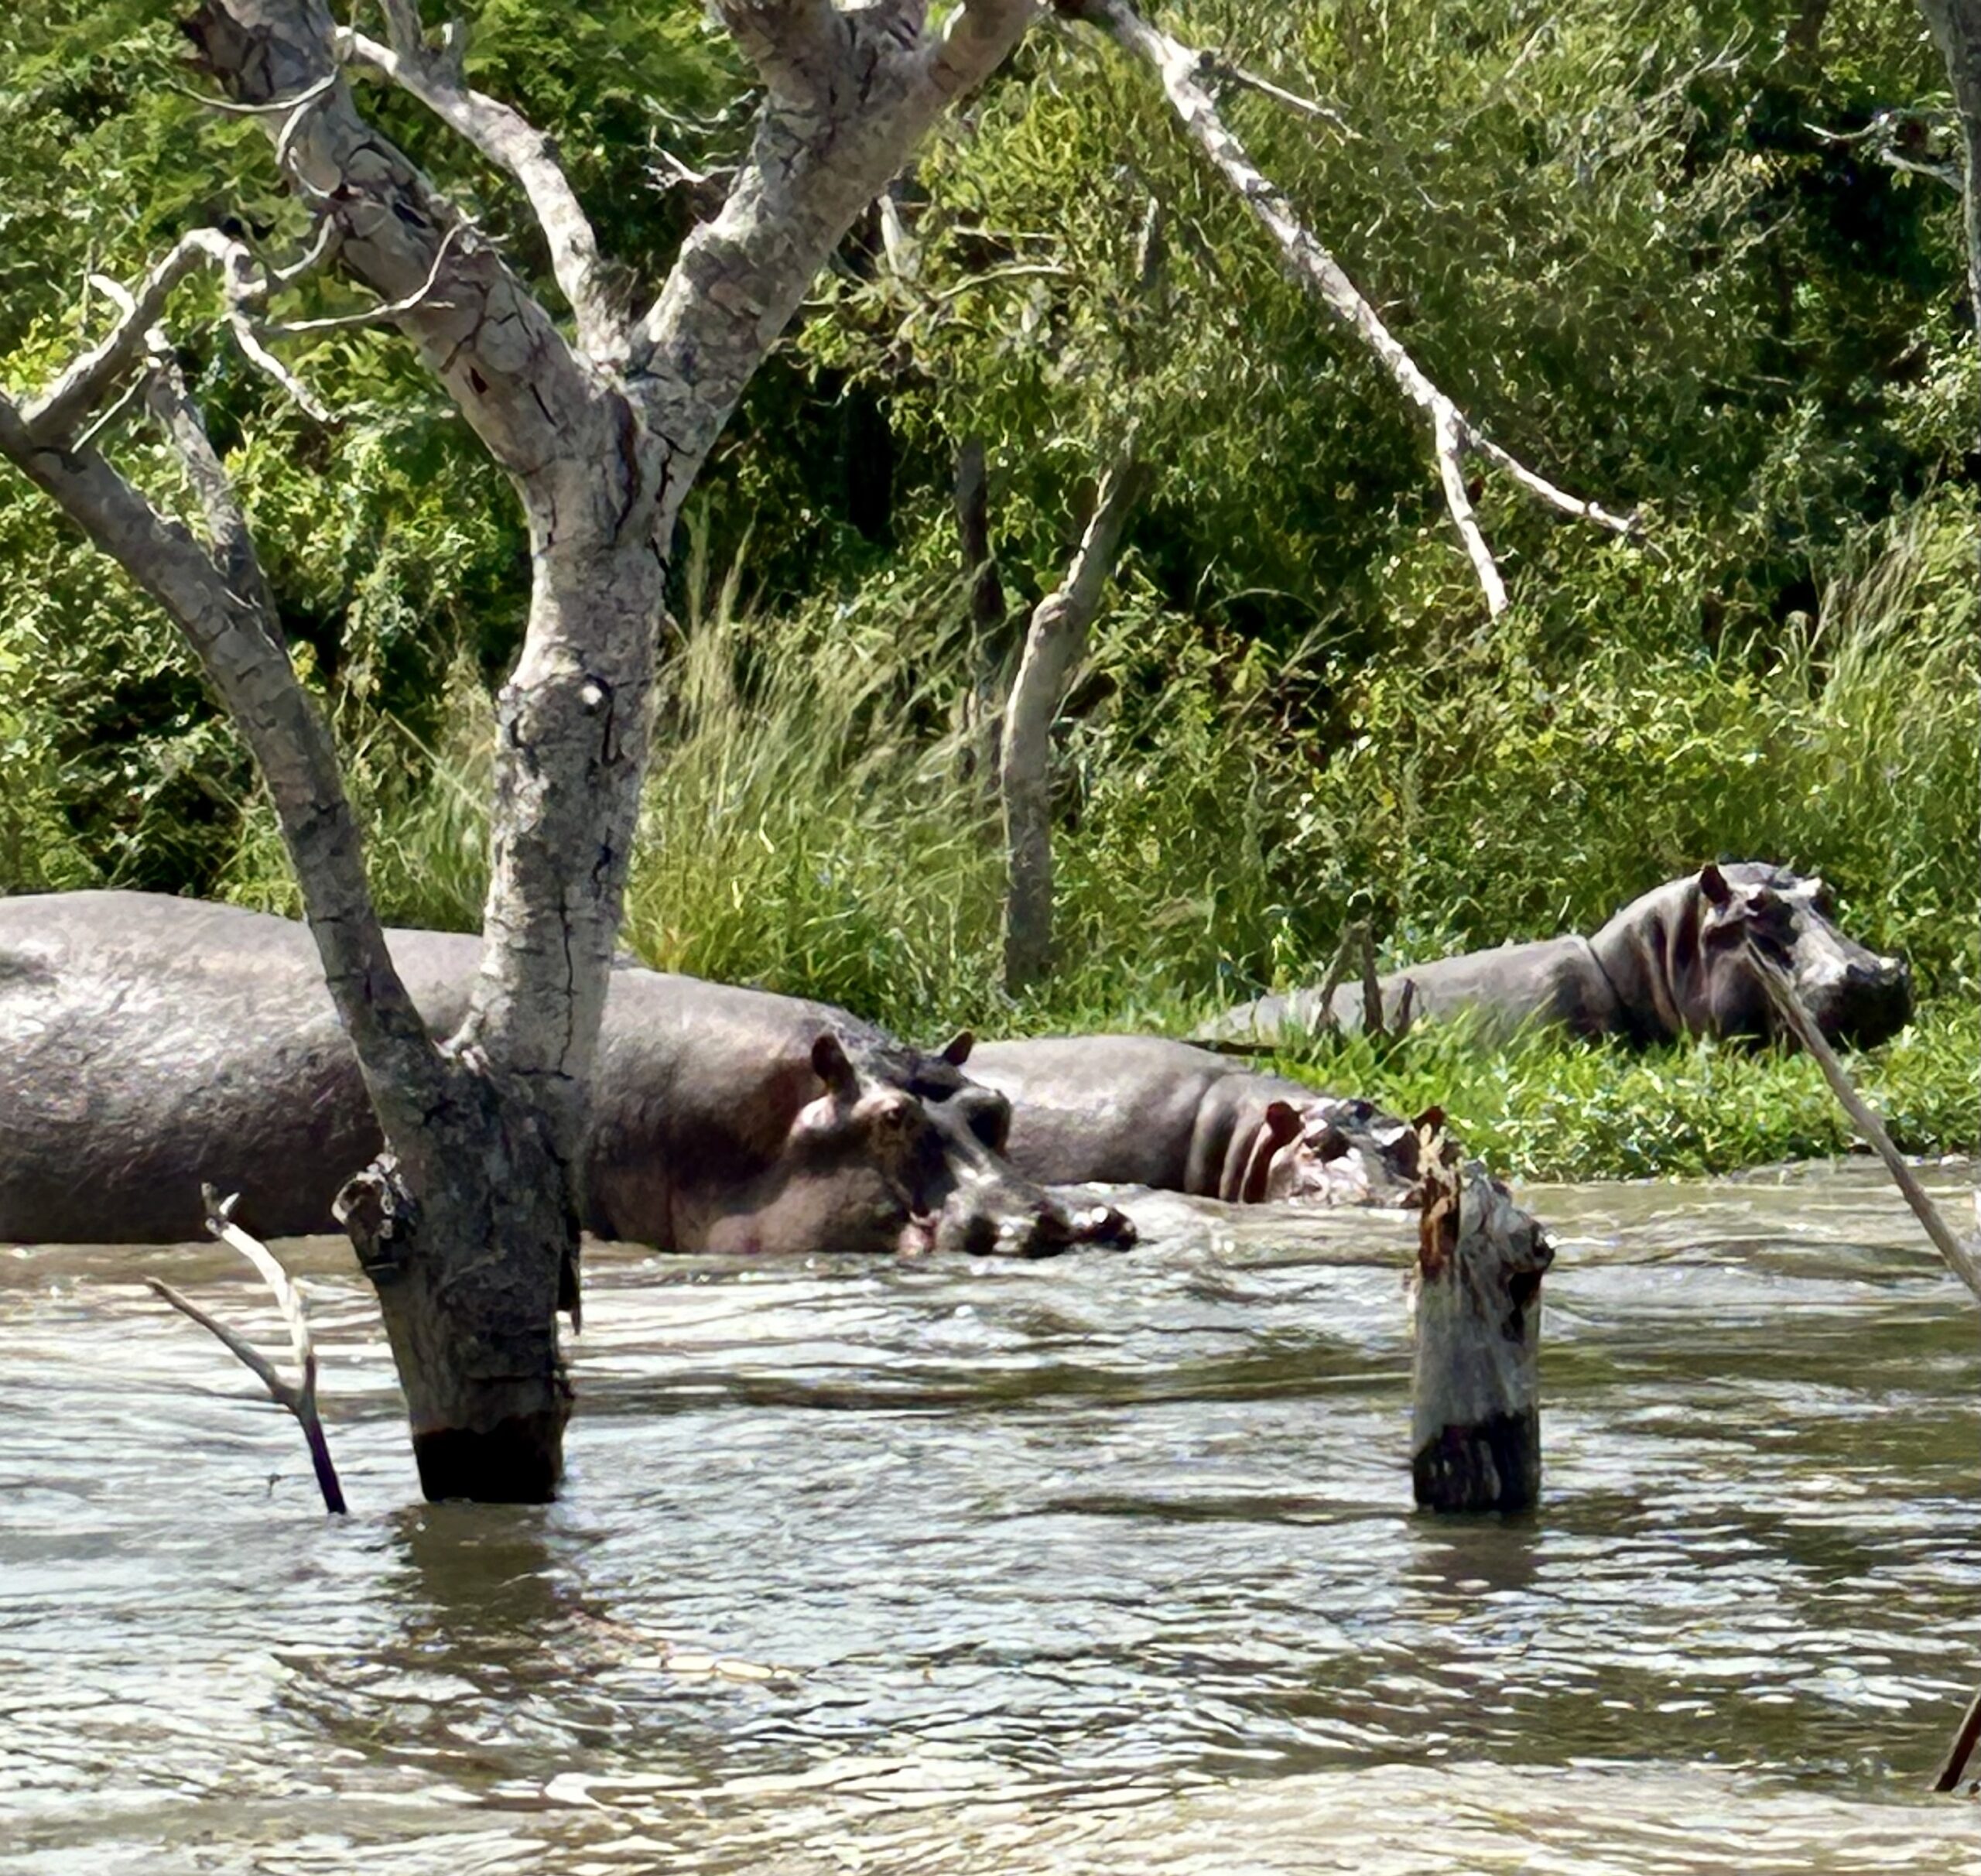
[214,498,1978,1179]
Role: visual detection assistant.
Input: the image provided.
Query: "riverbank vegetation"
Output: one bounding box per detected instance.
[3,1,1975,1182]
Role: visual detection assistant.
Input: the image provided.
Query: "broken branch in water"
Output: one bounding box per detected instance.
[1744,943,1981,1303]
[1744,941,1981,1791]
[1408,1123,1555,1513]
[146,1186,347,1514]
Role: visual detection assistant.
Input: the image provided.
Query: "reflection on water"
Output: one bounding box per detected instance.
[2,1160,1976,1873]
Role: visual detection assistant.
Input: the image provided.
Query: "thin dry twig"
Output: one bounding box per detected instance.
[265,223,464,336]
[1059,0,1637,615]
[148,1186,348,1514]
[1746,943,1981,1302]
[1206,54,1358,138]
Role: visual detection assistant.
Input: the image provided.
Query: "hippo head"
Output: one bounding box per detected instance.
[1692,863,1913,1048]
[902,1030,1014,1155]
[710,1035,1132,1259]
[1244,1096,1434,1207]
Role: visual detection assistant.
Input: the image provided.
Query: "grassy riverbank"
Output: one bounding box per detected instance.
[1253,1002,1979,1185]
[205,498,1980,1188]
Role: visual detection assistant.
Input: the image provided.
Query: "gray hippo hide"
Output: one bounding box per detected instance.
[0,892,1132,1258]
[967,1036,1430,1207]
[1196,864,1912,1052]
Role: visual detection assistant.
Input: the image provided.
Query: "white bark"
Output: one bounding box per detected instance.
[1000,447,1144,992]
[1918,4,1981,405]
[2,0,1042,1499]
[1061,0,1634,617]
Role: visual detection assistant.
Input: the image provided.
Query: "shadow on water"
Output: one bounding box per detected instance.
[2,1159,1978,1873]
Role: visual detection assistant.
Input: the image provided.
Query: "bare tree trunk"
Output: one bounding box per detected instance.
[0,0,1038,1500]
[1000,448,1144,993]
[1919,4,1981,399]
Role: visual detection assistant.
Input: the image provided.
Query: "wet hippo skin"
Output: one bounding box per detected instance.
[969,1035,1427,1206]
[0,892,1131,1258]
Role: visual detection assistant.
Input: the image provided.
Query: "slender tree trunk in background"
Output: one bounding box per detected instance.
[1000,447,1144,994]
[0,0,1038,1501]
[1919,4,1981,402]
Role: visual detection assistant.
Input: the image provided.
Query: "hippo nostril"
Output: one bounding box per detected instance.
[1081,1203,1137,1248]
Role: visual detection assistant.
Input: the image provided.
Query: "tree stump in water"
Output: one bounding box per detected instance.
[1410,1129,1554,1513]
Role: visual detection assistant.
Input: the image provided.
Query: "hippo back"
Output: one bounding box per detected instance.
[1198,936,1620,1049]
[0,894,407,1241]
[0,892,1097,1255]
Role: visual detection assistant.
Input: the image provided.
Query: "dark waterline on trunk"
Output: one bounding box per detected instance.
[2,1159,1976,1872]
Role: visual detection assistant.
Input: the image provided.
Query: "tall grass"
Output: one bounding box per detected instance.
[216,494,1978,1172]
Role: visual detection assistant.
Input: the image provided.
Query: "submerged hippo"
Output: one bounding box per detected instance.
[967,1036,1428,1206]
[1197,864,1912,1052]
[0,892,1131,1258]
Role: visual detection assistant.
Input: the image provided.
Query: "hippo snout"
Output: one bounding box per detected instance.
[938,1186,1137,1258]
[1001,1192,1138,1258]
[1812,952,1912,1049]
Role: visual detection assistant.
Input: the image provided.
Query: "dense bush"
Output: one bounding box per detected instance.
[3,1,1975,1172]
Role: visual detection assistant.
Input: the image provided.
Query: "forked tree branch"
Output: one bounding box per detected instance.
[25,235,231,442]
[631,0,1036,506]
[148,1186,348,1512]
[340,9,624,362]
[24,224,340,443]
[1059,0,1634,616]
[184,1,613,492]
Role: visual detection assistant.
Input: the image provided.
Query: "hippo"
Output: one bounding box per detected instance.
[0,892,1131,1258]
[1196,864,1912,1052]
[967,1035,1428,1206]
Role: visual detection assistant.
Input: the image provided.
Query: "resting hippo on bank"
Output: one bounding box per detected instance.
[0,892,1131,1258]
[967,1036,1429,1206]
[1196,864,1912,1051]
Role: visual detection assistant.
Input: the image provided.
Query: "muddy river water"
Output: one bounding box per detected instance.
[2,1160,1977,1873]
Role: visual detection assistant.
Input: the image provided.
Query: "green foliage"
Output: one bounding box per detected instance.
[0,0,1972,1181]
[1264,1001,1980,1184]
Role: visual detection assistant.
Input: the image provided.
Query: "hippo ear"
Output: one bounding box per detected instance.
[1237,1105,1300,1205]
[1699,863,1732,906]
[810,1033,860,1101]
[939,1030,975,1067]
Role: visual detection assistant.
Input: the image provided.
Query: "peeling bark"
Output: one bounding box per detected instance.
[0,0,1038,1501]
